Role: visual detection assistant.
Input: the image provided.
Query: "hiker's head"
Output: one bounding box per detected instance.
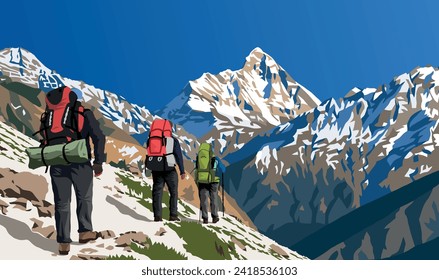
[71,88,84,101]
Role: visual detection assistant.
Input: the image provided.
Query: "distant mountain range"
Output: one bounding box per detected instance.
[223,64,439,252]
[1,47,438,259]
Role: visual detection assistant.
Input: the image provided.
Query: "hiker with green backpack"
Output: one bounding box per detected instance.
[194,143,222,224]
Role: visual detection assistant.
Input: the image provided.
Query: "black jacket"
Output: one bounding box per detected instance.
[81,110,106,165]
[172,137,185,174]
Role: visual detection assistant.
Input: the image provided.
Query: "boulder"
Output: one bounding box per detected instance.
[30,218,56,240]
[115,231,148,247]
[99,230,116,239]
[71,254,107,260]
[155,227,167,236]
[270,244,289,258]
[231,237,246,251]
[0,198,9,215]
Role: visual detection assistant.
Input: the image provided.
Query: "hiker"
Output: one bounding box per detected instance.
[145,119,185,222]
[195,143,221,224]
[37,86,106,255]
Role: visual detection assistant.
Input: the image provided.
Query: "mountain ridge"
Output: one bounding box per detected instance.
[223,64,439,254]
[157,47,321,158]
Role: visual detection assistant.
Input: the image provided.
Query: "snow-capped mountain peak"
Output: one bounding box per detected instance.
[157,47,321,156]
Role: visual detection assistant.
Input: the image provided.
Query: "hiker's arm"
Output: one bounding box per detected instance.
[173,138,185,175]
[85,111,106,164]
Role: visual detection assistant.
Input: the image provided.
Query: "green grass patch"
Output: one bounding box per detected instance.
[109,160,130,171]
[0,134,27,163]
[232,236,257,251]
[179,200,196,216]
[269,249,284,260]
[137,199,170,219]
[222,229,244,240]
[230,228,245,237]
[207,225,222,234]
[7,128,33,145]
[117,173,151,199]
[227,241,240,259]
[0,153,16,162]
[117,173,176,219]
[130,238,187,260]
[248,231,263,242]
[167,221,234,260]
[106,255,137,260]
[223,216,252,238]
[221,229,234,237]
[233,223,247,233]
[257,249,268,255]
[1,127,26,153]
[223,217,234,224]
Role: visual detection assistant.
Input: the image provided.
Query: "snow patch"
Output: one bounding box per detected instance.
[255,146,272,174]
[118,145,139,157]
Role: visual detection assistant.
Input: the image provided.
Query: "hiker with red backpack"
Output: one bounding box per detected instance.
[145,119,185,222]
[33,86,106,255]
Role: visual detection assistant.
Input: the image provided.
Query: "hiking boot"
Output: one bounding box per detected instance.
[203,218,208,224]
[154,217,163,222]
[79,231,100,244]
[212,217,220,223]
[169,216,180,222]
[58,243,70,255]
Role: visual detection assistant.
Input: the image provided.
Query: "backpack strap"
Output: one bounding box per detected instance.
[40,145,49,173]
[33,110,50,145]
[61,143,71,164]
[71,102,88,140]
[161,119,167,147]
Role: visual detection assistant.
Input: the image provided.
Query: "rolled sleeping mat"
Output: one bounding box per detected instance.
[25,139,89,169]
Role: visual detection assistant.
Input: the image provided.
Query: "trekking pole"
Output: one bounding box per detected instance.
[222,173,225,217]
[197,182,201,223]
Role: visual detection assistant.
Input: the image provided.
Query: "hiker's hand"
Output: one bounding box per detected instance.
[180,173,186,180]
[93,164,103,177]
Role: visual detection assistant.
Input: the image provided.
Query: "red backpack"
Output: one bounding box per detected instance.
[34,86,86,146]
[145,119,176,171]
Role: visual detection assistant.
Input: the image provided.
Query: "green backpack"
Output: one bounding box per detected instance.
[195,143,220,184]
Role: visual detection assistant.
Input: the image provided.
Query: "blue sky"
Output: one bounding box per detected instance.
[3,0,439,111]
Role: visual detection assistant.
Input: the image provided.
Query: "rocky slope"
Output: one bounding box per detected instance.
[294,171,439,259]
[0,120,305,260]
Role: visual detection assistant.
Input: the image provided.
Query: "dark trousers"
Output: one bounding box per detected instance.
[152,169,178,218]
[199,182,219,220]
[50,162,93,243]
